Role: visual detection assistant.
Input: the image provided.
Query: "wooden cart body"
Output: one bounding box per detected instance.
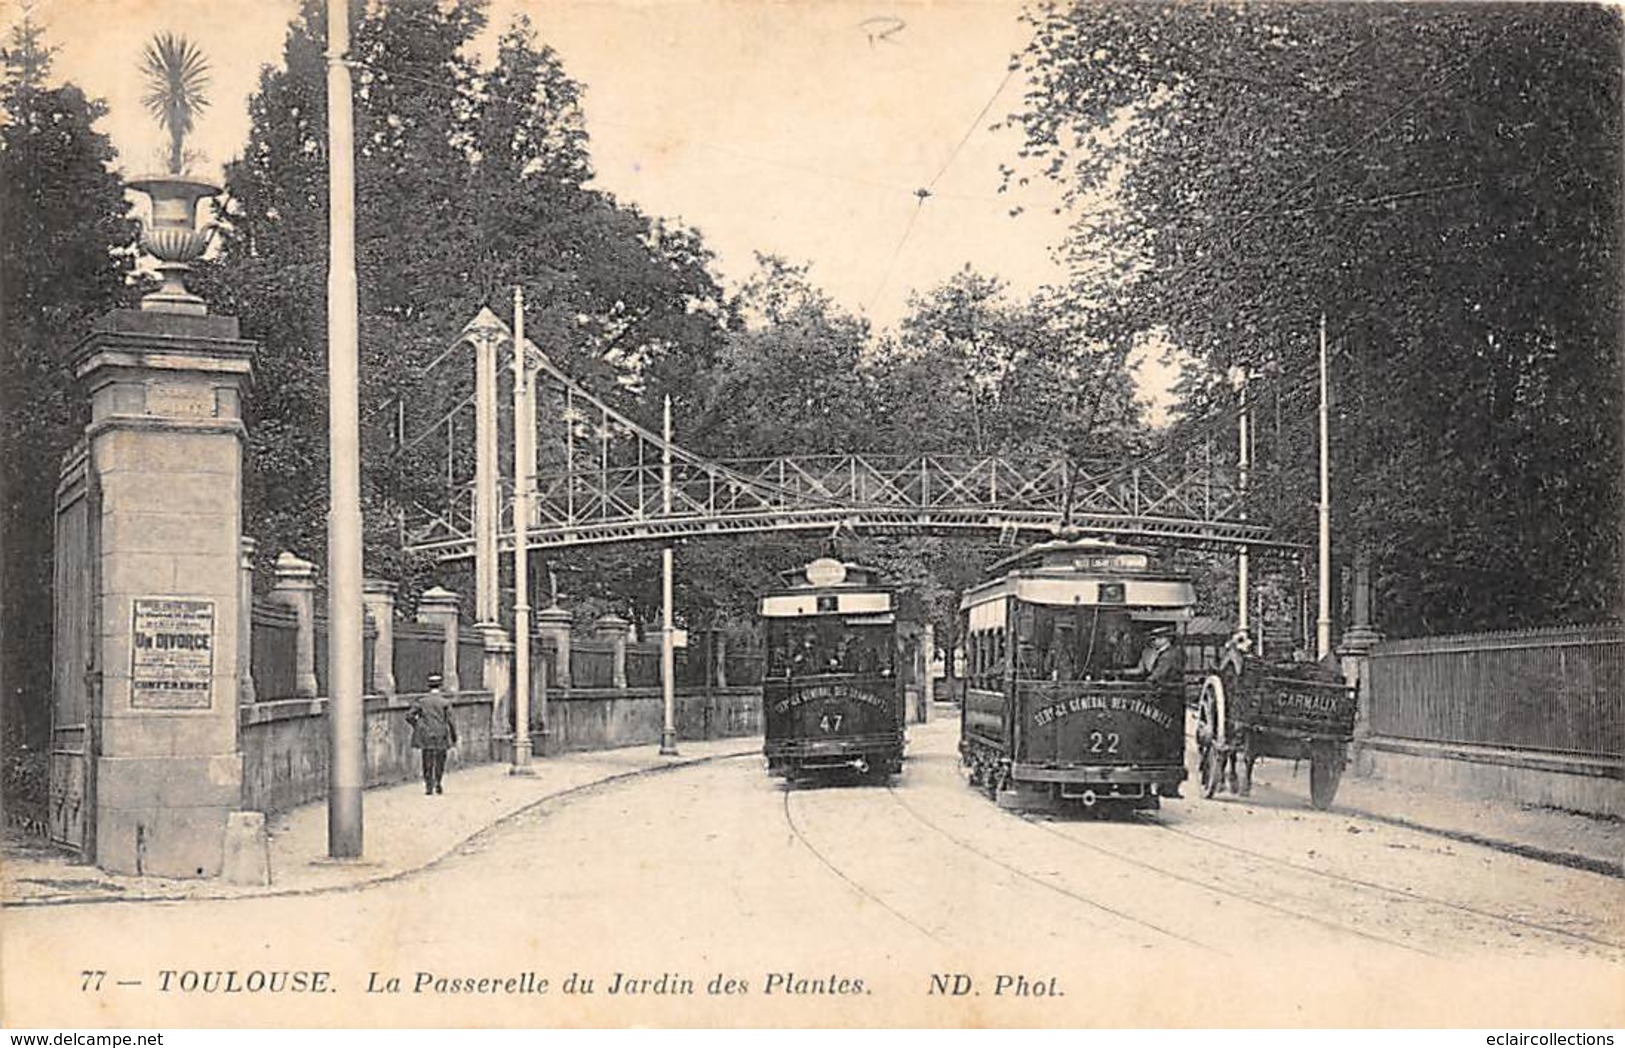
[1197,656,1358,808]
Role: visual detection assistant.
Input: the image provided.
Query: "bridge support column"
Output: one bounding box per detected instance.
[468,311,503,625]
[481,625,513,761]
[361,579,397,697]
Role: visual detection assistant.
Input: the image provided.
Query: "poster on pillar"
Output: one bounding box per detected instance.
[130,597,215,710]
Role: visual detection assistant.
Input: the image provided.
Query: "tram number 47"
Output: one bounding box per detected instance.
[1088,731,1120,754]
[820,713,843,733]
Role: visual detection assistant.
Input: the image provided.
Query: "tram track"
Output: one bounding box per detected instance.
[1010,808,1441,957]
[778,787,944,944]
[1134,814,1625,955]
[878,783,1217,952]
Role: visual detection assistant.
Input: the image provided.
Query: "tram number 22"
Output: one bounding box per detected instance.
[1088,730,1120,754]
[820,713,843,733]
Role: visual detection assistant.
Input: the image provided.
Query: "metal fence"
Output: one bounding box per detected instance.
[394,622,445,694]
[1368,624,1623,760]
[251,604,301,700]
[458,634,485,688]
[572,641,617,688]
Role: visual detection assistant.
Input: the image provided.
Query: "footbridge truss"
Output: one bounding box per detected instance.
[398,309,1294,566]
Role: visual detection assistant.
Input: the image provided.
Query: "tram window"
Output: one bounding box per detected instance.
[768,619,895,676]
[1011,603,1183,682]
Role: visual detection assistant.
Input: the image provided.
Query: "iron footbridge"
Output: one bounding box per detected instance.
[399,310,1294,561]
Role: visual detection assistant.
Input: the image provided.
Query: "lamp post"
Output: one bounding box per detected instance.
[511,286,534,774]
[1236,367,1251,640]
[1317,314,1333,660]
[325,0,365,858]
[659,394,678,756]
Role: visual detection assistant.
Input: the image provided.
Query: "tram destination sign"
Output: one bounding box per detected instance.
[131,597,215,709]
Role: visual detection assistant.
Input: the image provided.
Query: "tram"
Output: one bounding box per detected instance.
[760,558,906,781]
[959,536,1195,811]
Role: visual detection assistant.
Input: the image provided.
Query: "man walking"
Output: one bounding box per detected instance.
[407,673,458,795]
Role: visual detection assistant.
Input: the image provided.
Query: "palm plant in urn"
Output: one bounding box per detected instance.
[129,33,217,314]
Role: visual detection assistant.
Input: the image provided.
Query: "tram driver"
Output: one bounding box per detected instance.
[1125,623,1184,686]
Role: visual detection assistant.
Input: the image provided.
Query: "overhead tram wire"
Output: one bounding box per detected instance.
[347,59,1007,205]
[864,61,1020,313]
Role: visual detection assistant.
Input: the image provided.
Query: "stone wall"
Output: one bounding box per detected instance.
[543,687,761,754]
[240,691,495,814]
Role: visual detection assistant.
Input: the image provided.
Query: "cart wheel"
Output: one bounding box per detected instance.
[1197,676,1226,798]
[1310,742,1344,809]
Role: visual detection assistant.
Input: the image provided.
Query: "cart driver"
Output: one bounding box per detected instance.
[1220,629,1253,676]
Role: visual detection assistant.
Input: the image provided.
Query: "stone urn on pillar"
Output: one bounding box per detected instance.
[127,174,219,317]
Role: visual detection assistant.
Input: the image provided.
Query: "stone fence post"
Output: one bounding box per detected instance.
[416,586,461,693]
[594,614,630,689]
[269,552,318,698]
[713,630,728,689]
[362,579,397,697]
[537,605,572,690]
[238,538,256,704]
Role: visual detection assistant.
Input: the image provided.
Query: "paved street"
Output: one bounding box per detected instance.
[7,720,1622,1028]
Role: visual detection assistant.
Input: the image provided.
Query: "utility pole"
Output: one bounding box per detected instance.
[660,394,678,756]
[1237,368,1250,640]
[325,0,364,858]
[1317,314,1333,660]
[511,287,534,774]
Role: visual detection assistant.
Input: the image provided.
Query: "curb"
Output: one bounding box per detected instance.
[3,746,760,909]
[1335,806,1623,880]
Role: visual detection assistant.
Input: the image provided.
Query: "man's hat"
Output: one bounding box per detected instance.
[426,673,444,687]
[1149,623,1177,636]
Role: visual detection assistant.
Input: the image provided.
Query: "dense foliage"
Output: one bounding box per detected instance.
[199,0,732,604]
[0,19,140,748]
[1008,2,1623,636]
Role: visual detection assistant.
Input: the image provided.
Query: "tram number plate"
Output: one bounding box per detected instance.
[820,713,844,733]
[1089,731,1120,754]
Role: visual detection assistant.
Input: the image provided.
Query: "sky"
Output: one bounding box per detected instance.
[14,0,1180,419]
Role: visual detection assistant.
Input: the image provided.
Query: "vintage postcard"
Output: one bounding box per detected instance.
[3,0,1621,1030]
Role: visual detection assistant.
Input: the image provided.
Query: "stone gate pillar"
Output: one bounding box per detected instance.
[536,605,572,691]
[594,614,630,689]
[269,552,318,698]
[416,586,461,692]
[1339,550,1383,776]
[238,538,256,705]
[71,307,257,877]
[362,579,397,697]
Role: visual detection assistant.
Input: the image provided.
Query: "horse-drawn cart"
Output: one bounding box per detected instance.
[1195,647,1358,809]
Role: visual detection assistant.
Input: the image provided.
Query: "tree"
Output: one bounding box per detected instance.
[139,33,210,174]
[1,16,140,750]
[199,0,730,611]
[1008,3,1622,635]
